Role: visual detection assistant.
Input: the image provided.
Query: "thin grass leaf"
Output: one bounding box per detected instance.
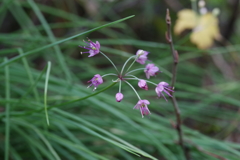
[12,119,61,160]
[44,61,51,125]
[4,57,10,160]
[0,15,135,68]
[19,48,40,102]
[27,0,72,84]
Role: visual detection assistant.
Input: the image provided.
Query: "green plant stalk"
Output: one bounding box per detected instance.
[4,57,10,160]
[120,55,135,75]
[124,81,141,100]
[100,51,119,73]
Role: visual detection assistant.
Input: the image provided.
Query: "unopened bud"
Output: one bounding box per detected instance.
[116,92,124,102]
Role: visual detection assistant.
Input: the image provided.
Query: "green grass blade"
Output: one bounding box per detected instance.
[0,15,135,68]
[44,61,51,125]
[19,48,40,102]
[4,57,10,160]
[12,119,61,160]
[27,0,72,83]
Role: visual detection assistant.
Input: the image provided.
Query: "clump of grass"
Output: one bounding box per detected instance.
[1,1,240,160]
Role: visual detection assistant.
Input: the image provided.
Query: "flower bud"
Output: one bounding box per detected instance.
[138,80,148,90]
[116,92,124,102]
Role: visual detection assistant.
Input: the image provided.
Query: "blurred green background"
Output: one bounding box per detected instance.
[1,0,240,159]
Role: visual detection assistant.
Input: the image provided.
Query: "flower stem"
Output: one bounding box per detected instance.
[124,80,141,100]
[124,75,157,86]
[120,55,135,76]
[125,68,145,75]
[125,55,138,73]
[166,9,190,160]
[102,73,118,78]
[119,80,122,93]
[100,51,119,73]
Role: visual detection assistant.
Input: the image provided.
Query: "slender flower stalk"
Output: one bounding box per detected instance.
[125,56,138,73]
[100,51,119,73]
[120,55,136,75]
[166,9,190,160]
[124,75,158,86]
[119,80,122,93]
[125,68,145,75]
[124,80,141,100]
[102,73,118,78]
[125,50,149,74]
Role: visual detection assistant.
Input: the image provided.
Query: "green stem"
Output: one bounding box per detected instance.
[102,73,118,78]
[125,68,145,75]
[124,80,141,100]
[100,51,119,73]
[119,80,122,93]
[120,56,136,76]
[124,76,157,86]
[125,56,138,73]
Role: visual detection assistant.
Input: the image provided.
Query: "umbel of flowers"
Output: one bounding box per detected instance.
[79,39,174,118]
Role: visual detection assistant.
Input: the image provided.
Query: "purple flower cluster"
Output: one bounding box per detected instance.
[80,39,174,118]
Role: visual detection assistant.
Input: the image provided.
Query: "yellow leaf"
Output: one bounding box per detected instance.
[174,9,197,35]
[190,13,220,49]
[174,9,221,49]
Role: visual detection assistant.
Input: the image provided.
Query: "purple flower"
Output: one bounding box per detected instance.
[134,100,151,118]
[144,64,160,79]
[116,92,124,102]
[88,74,103,91]
[138,80,148,90]
[136,50,149,64]
[79,39,100,57]
[155,82,173,101]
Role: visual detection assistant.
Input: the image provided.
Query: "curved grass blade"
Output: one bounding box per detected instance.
[0,15,135,68]
[44,61,51,125]
[4,58,10,160]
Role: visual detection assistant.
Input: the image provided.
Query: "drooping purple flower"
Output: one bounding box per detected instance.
[79,39,100,57]
[88,74,103,91]
[144,64,160,79]
[116,92,124,102]
[134,99,151,118]
[155,82,174,101]
[136,50,149,64]
[138,80,148,90]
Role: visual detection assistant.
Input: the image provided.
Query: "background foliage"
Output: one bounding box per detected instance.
[1,0,240,159]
